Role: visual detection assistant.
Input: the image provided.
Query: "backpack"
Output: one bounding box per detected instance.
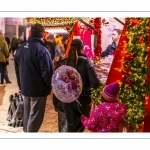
[6,93,23,128]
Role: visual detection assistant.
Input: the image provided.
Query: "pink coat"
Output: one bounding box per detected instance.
[81,102,127,132]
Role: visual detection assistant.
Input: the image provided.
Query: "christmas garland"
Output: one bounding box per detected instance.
[91,18,104,105]
[119,18,149,131]
[93,18,102,62]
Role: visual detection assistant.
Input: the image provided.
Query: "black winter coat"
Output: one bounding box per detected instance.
[14,36,54,97]
[101,42,117,57]
[53,56,101,112]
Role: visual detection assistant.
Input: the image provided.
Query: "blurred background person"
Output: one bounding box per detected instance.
[10,33,18,57]
[4,33,10,51]
[45,36,56,61]
[0,33,9,86]
[102,29,121,57]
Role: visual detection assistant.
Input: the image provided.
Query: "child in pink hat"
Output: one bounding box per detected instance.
[81,82,127,132]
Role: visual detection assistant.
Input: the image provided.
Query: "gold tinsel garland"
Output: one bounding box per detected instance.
[27,17,90,26]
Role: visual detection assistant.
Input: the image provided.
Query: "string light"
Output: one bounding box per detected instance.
[27,17,91,25]
[119,18,149,132]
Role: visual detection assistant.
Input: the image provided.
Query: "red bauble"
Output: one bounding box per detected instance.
[89,19,94,24]
[126,79,134,88]
[138,36,144,44]
[122,66,131,75]
[131,18,139,27]
[125,53,134,62]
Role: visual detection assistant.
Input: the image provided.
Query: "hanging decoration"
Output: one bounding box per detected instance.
[93,18,102,62]
[102,18,109,26]
[91,18,103,105]
[26,17,90,26]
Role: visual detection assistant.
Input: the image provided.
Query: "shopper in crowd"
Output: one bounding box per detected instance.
[14,23,54,132]
[102,29,122,57]
[53,38,90,132]
[17,35,23,47]
[45,36,56,61]
[11,33,18,57]
[81,82,127,132]
[0,33,9,86]
[54,34,65,59]
[54,38,101,132]
[4,33,10,49]
[62,38,68,52]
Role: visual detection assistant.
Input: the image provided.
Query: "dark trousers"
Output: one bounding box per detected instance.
[22,96,47,132]
[0,62,6,84]
[4,66,10,82]
[11,47,16,57]
[62,101,91,132]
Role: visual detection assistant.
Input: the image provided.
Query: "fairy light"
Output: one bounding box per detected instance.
[119,18,149,132]
[27,17,91,25]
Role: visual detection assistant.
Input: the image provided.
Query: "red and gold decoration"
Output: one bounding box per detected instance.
[106,18,150,132]
[91,18,104,105]
[26,17,90,26]
[64,21,79,58]
[144,18,150,132]
[106,18,128,85]
[93,18,102,62]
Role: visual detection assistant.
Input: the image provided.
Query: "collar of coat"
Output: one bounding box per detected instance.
[28,36,46,47]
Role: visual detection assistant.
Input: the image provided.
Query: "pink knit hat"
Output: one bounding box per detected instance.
[102,82,120,101]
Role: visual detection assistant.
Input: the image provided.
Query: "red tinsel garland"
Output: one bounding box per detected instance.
[93,18,102,62]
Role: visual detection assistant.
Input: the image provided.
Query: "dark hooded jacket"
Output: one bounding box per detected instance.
[14,36,54,97]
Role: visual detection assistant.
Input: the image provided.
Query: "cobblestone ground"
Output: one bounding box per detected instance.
[0,55,89,133]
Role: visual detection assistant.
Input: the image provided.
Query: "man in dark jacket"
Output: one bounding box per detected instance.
[14,23,54,132]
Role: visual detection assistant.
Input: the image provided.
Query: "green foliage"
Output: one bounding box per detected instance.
[91,84,105,105]
[119,18,149,131]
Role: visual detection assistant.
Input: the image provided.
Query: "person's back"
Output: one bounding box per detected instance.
[11,36,17,48]
[15,37,54,96]
[55,38,101,132]
[4,34,10,48]
[84,102,126,132]
[45,39,56,60]
[14,23,54,132]
[58,56,100,103]
[0,34,9,86]
[81,82,127,132]
[17,36,23,47]
[0,40,9,62]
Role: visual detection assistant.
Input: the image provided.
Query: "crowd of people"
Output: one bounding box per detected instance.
[0,23,127,132]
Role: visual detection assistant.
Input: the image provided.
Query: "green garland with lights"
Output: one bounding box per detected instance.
[91,84,105,105]
[119,18,149,132]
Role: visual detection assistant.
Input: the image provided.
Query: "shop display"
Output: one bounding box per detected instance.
[92,56,114,84]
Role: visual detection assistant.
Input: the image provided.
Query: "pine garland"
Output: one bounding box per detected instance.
[119,18,149,131]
